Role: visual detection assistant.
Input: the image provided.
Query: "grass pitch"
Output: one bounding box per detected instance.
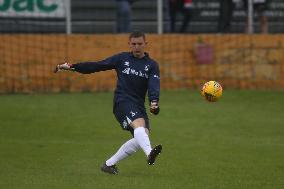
[0,90,284,189]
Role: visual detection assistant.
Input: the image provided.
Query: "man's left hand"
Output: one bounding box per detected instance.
[150,100,160,115]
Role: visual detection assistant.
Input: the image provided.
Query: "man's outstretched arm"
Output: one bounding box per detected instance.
[54,54,120,74]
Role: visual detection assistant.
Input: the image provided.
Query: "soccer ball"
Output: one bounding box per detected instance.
[201,81,222,102]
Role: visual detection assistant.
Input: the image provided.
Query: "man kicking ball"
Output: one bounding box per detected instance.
[54,31,162,174]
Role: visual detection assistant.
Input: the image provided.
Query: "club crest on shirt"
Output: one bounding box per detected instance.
[144,65,149,71]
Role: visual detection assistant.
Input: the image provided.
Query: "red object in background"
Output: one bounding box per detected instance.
[195,43,214,64]
[184,0,192,7]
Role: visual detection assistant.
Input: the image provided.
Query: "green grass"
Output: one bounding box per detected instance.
[0,90,284,189]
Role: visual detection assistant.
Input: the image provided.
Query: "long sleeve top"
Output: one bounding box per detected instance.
[72,52,160,108]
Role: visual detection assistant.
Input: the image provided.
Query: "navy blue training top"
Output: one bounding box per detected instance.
[72,52,160,108]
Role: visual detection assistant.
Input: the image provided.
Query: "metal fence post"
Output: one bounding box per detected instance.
[248,0,254,34]
[66,0,72,34]
[157,0,163,34]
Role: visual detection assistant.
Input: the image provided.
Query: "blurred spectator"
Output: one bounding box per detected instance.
[169,0,193,33]
[218,0,235,33]
[116,0,137,33]
[243,0,269,33]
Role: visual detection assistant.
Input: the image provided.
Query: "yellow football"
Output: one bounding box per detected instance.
[201,81,223,102]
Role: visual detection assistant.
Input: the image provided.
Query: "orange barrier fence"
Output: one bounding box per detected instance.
[0,34,283,93]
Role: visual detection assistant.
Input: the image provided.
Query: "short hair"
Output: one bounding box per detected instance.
[129,31,146,40]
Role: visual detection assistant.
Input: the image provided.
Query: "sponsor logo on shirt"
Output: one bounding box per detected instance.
[122,67,149,79]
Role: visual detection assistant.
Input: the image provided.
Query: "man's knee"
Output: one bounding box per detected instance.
[130,118,145,129]
[130,118,150,135]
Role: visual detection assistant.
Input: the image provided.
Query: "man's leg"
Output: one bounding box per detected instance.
[218,0,234,33]
[180,8,191,33]
[260,15,268,33]
[106,138,140,166]
[131,118,162,165]
[131,118,151,155]
[169,1,177,32]
[101,138,140,174]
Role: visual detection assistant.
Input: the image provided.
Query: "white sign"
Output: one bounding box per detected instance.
[0,0,66,17]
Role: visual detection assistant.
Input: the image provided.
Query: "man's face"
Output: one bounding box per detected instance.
[129,37,147,58]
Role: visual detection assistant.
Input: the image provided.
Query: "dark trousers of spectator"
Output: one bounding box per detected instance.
[218,0,235,33]
[169,1,191,33]
[116,1,131,33]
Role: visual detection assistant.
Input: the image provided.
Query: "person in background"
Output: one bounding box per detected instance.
[169,0,193,33]
[218,0,235,33]
[116,0,137,33]
[243,0,269,33]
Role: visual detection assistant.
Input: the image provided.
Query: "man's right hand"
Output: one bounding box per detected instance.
[54,62,74,73]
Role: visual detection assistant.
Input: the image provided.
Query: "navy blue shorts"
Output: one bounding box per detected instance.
[113,101,150,135]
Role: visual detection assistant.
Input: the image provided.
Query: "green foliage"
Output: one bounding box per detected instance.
[0,90,284,189]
